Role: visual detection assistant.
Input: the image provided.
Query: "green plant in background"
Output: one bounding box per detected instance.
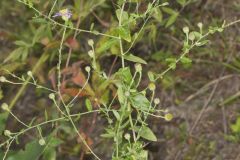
[225,117,240,143]
[0,0,240,159]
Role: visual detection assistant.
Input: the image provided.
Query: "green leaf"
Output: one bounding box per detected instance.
[85,99,93,111]
[0,113,8,133]
[96,38,118,55]
[4,47,29,63]
[153,8,163,22]
[32,25,46,45]
[147,71,155,82]
[230,117,240,133]
[42,137,62,160]
[139,126,157,141]
[112,110,120,121]
[116,9,129,24]
[7,139,44,160]
[117,26,131,42]
[114,67,133,86]
[196,40,209,46]
[177,0,186,6]
[43,148,56,160]
[117,86,126,105]
[130,93,151,111]
[165,13,179,27]
[162,7,178,15]
[166,58,177,70]
[14,41,31,47]
[123,54,147,64]
[180,57,192,64]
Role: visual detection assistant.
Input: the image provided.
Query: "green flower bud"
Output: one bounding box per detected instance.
[183,26,189,34]
[88,39,94,46]
[154,98,160,105]
[125,91,130,97]
[85,66,91,72]
[88,50,94,58]
[135,63,142,72]
[148,83,156,91]
[197,22,203,29]
[1,103,9,111]
[39,138,46,146]
[27,71,33,77]
[124,133,131,140]
[164,113,173,121]
[189,32,195,41]
[48,93,55,100]
[0,76,6,82]
[4,130,11,137]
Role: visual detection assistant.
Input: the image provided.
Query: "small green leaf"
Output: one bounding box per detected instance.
[123,54,147,64]
[180,57,192,64]
[112,110,120,121]
[147,71,155,82]
[177,0,186,6]
[196,40,209,46]
[114,67,133,86]
[116,9,129,24]
[96,38,118,55]
[139,126,157,141]
[165,13,179,27]
[130,93,151,111]
[85,99,93,111]
[117,26,131,42]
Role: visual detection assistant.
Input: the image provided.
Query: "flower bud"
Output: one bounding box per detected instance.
[125,91,130,97]
[148,83,156,91]
[4,130,11,137]
[85,66,91,72]
[189,32,195,41]
[0,76,6,82]
[88,50,94,58]
[164,113,173,121]
[197,22,203,29]
[154,98,160,105]
[183,26,189,34]
[124,133,130,140]
[27,71,33,77]
[39,138,46,146]
[1,103,9,111]
[88,39,94,46]
[135,63,142,72]
[48,93,55,100]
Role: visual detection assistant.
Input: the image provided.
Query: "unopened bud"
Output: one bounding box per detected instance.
[148,83,156,91]
[189,32,195,41]
[39,138,46,146]
[135,63,142,72]
[197,22,203,29]
[1,103,9,111]
[4,130,11,137]
[88,39,94,46]
[27,71,33,77]
[183,26,189,34]
[124,133,130,140]
[154,98,160,105]
[88,50,94,58]
[164,113,173,121]
[85,66,91,72]
[125,91,130,97]
[48,93,55,100]
[0,76,6,82]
